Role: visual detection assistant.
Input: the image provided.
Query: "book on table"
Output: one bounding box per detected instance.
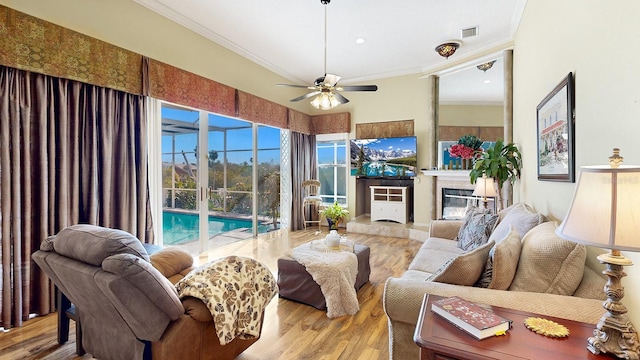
[431,296,512,340]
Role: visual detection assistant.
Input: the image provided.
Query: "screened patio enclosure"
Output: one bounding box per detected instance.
[160,103,281,253]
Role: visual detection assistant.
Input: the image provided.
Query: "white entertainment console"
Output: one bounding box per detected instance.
[370,186,409,224]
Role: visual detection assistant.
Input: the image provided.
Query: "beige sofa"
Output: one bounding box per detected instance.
[383,203,607,360]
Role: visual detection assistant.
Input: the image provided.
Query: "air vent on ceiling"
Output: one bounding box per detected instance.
[461,26,479,38]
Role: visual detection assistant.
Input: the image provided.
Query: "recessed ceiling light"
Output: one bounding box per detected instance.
[484,80,492,84]
[355,38,366,44]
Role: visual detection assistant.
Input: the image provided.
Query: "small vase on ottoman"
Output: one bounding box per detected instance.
[325,230,341,248]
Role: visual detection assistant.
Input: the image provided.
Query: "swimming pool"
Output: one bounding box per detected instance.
[162,211,271,245]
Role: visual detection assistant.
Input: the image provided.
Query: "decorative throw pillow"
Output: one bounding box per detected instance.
[456,206,499,251]
[429,240,495,286]
[572,267,607,300]
[475,226,522,289]
[495,202,517,223]
[508,221,587,295]
[489,203,547,242]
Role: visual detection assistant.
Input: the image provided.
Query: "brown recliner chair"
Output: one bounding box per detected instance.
[33,224,266,360]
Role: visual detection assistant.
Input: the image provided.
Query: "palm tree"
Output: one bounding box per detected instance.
[469,139,522,210]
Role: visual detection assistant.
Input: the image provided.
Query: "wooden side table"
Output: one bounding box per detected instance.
[414,294,603,360]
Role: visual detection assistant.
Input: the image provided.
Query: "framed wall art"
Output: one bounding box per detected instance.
[536,72,575,182]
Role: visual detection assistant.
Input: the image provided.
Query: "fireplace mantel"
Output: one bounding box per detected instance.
[421,170,470,179]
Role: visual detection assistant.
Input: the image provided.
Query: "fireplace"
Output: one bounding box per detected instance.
[442,188,475,220]
[428,171,477,220]
[423,170,490,221]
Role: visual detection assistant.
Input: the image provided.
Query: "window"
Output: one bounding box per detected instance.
[317,134,348,205]
[257,125,281,231]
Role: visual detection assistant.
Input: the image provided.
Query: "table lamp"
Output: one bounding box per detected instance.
[472,174,497,210]
[556,148,640,359]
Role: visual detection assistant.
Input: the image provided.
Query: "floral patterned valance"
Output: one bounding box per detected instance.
[439,126,504,142]
[356,119,414,139]
[0,5,143,94]
[288,109,313,135]
[237,91,288,128]
[312,112,351,134]
[145,58,236,117]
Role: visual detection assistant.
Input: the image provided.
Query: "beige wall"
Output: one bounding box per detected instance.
[513,0,640,326]
[440,104,503,127]
[337,75,434,225]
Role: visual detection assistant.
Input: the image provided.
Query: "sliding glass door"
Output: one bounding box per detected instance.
[205,114,255,253]
[161,106,201,249]
[160,103,280,253]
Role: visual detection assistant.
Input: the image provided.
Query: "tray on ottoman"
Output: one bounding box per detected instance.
[277,243,371,310]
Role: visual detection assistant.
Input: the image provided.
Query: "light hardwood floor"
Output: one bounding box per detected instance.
[0,229,422,360]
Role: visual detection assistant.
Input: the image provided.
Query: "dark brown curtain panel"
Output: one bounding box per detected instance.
[0,66,153,329]
[290,132,317,231]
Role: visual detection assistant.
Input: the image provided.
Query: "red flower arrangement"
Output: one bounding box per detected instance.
[449,144,475,159]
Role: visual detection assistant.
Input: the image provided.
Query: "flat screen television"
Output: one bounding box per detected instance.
[350,136,417,177]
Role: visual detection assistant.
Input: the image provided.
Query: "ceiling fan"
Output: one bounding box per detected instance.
[276,0,378,110]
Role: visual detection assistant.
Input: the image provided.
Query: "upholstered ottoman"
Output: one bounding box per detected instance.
[277,243,371,310]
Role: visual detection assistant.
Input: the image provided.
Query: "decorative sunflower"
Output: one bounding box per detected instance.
[524,317,570,338]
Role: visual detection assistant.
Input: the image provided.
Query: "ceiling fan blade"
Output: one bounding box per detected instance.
[277,83,316,89]
[290,91,321,102]
[323,73,341,87]
[333,91,350,104]
[337,85,378,92]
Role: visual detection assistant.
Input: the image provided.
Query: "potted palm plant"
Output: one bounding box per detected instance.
[469,139,522,211]
[320,201,350,231]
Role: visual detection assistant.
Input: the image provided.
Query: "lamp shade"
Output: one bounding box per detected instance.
[556,165,640,251]
[472,176,497,198]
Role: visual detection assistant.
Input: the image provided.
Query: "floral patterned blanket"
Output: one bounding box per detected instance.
[175,256,277,345]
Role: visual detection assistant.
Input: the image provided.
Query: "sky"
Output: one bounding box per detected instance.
[352,136,417,153]
[161,106,281,165]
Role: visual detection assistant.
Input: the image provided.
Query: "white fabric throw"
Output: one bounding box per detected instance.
[291,242,359,318]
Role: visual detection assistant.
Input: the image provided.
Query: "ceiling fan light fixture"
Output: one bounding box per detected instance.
[276,0,377,110]
[310,91,340,110]
[477,60,497,72]
[435,41,462,59]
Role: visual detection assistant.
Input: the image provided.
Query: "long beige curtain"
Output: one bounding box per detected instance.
[290,132,317,231]
[0,65,153,329]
